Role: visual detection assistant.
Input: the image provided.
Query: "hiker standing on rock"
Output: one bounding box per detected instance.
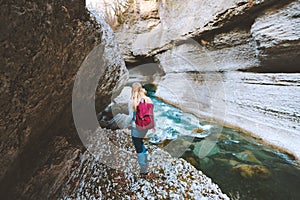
[124,82,156,176]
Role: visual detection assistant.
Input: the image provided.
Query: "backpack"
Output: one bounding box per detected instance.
[135,98,155,130]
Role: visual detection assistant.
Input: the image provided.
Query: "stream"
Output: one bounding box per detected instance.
[147,96,300,200]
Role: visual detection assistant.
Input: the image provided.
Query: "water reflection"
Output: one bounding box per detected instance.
[149,97,300,200]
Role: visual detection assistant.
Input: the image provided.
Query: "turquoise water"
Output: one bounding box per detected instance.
[149,97,300,200]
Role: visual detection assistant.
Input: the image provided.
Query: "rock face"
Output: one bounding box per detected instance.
[116,0,284,59]
[116,0,161,62]
[0,0,127,198]
[154,30,259,73]
[116,0,300,159]
[251,1,300,72]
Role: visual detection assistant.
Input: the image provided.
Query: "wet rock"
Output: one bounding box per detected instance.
[234,150,261,164]
[232,164,271,179]
[214,158,231,166]
[199,157,215,172]
[229,159,241,167]
[182,140,193,148]
[186,157,198,166]
[214,133,230,141]
[189,127,211,139]
[192,127,205,133]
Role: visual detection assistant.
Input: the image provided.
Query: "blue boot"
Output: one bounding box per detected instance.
[137,153,148,174]
[142,144,150,162]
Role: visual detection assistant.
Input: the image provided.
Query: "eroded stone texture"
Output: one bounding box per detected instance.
[251,0,300,72]
[155,30,259,73]
[0,0,127,198]
[116,0,271,59]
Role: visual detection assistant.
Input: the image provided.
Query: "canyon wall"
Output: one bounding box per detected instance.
[116,0,300,159]
[0,0,127,198]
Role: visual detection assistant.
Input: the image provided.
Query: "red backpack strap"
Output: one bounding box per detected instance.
[140,98,145,103]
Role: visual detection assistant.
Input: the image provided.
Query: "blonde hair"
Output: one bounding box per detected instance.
[130,82,152,111]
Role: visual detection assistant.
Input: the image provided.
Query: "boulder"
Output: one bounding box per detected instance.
[0,0,128,198]
[232,164,271,179]
[111,86,132,115]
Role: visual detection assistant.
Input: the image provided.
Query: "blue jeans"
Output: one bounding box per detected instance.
[132,136,147,154]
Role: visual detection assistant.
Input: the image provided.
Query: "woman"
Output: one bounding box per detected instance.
[124,82,155,176]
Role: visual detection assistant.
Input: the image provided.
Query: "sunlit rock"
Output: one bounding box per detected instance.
[192,127,205,133]
[116,0,266,58]
[232,164,271,179]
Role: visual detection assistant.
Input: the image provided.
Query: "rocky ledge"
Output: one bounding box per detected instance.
[60,129,229,199]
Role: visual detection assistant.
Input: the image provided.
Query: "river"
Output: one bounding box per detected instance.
[147,96,300,200]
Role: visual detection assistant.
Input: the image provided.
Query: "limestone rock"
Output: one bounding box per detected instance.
[116,0,299,180]
[117,0,267,59]
[1,0,127,198]
[251,1,300,72]
[88,6,129,104]
[155,30,259,73]
[60,128,229,199]
[229,159,241,167]
[116,0,161,62]
[111,86,131,115]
